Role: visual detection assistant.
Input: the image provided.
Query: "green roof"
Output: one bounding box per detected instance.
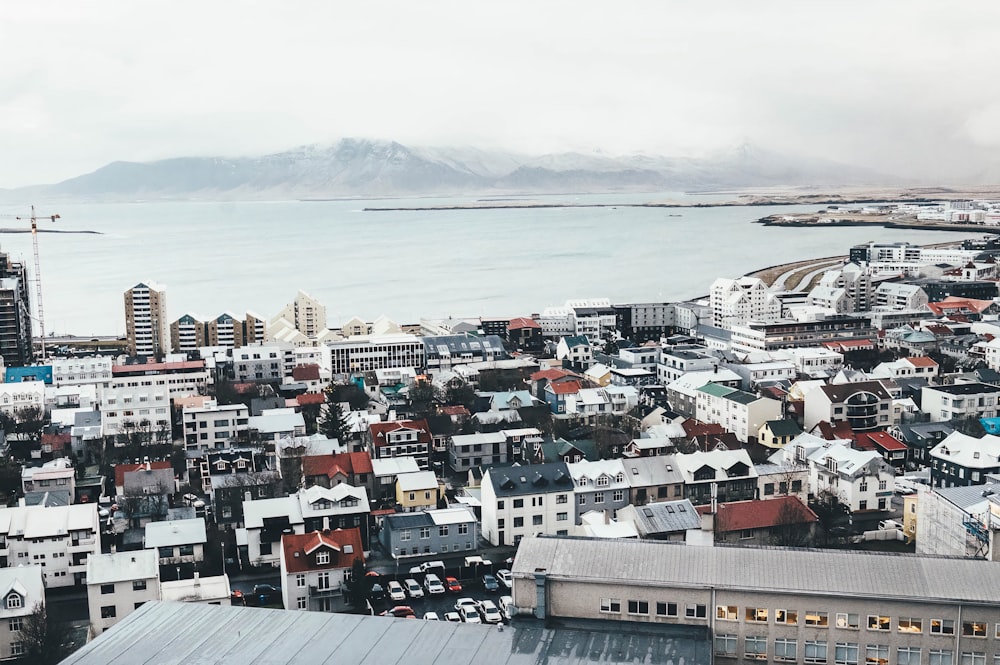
[697,383,736,398]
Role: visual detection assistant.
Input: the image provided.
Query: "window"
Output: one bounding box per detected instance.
[556,512,568,521]
[746,607,768,622]
[837,613,860,629]
[929,651,955,665]
[960,653,985,665]
[297,597,307,609]
[101,605,117,619]
[296,574,305,588]
[600,598,621,614]
[556,494,568,504]
[400,529,411,541]
[497,500,504,510]
[259,542,272,556]
[931,619,952,635]
[439,526,449,537]
[179,545,194,557]
[805,641,828,664]
[745,636,767,660]
[513,499,524,508]
[686,604,707,619]
[775,638,797,662]
[594,492,605,503]
[836,642,860,665]
[8,618,21,632]
[776,609,798,625]
[806,611,829,627]
[656,602,678,617]
[898,617,922,633]
[897,647,922,665]
[613,490,624,502]
[866,645,889,665]
[579,495,586,505]
[513,517,524,528]
[532,515,543,526]
[963,621,988,637]
[101,583,115,595]
[132,580,146,591]
[717,605,738,621]
[714,634,737,656]
[420,528,430,539]
[868,615,890,631]
[10,643,23,657]
[458,523,469,535]
[627,600,649,616]
[764,483,775,495]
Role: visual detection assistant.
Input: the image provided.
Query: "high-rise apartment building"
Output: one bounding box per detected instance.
[124,282,168,358]
[0,249,34,366]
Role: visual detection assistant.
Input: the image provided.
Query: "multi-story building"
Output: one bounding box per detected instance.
[172,311,267,353]
[279,528,362,613]
[448,432,507,472]
[271,290,327,340]
[110,359,211,400]
[507,317,544,352]
[710,276,775,329]
[367,419,432,470]
[0,565,44,660]
[730,315,875,354]
[808,443,896,512]
[396,471,439,513]
[0,250,33,368]
[875,283,930,310]
[231,344,293,382]
[182,401,249,453]
[922,383,1000,423]
[568,459,629,524]
[481,462,575,546]
[326,334,424,375]
[0,503,100,587]
[21,458,75,502]
[803,380,895,432]
[50,357,113,388]
[124,281,169,358]
[144,519,206,568]
[695,383,783,444]
[620,455,685,505]
[674,449,758,505]
[100,384,171,444]
[86,550,160,635]
[656,346,717,384]
[929,432,1000,488]
[379,506,479,559]
[169,313,207,353]
[512,534,1000,665]
[0,381,44,418]
[613,302,675,343]
[421,334,507,372]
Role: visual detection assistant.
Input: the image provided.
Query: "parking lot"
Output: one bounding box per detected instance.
[367,572,513,621]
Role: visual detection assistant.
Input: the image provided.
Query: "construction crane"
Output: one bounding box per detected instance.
[14,206,60,361]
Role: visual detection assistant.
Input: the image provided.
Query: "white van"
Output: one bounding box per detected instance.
[879,519,903,531]
[424,572,445,595]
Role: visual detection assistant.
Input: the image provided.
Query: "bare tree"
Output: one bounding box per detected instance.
[119,477,172,527]
[15,407,44,446]
[19,602,69,665]
[768,498,816,548]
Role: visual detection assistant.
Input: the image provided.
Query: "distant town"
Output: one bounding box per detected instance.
[11,198,1000,664]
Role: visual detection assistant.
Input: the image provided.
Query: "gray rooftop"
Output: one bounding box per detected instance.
[628,500,701,535]
[512,536,1000,606]
[60,601,709,665]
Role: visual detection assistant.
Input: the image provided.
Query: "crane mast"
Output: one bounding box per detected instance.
[14,206,59,361]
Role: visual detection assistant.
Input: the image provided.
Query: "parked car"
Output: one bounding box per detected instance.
[380,605,416,618]
[454,597,478,613]
[250,584,280,607]
[459,605,481,624]
[444,611,462,623]
[424,573,445,595]
[445,576,462,593]
[499,595,514,622]
[387,580,407,602]
[496,569,512,589]
[409,560,446,575]
[423,612,440,621]
[481,573,499,592]
[368,583,386,603]
[478,599,503,624]
[403,578,424,599]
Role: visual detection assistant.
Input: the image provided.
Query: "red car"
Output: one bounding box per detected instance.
[380,605,416,618]
[445,576,462,593]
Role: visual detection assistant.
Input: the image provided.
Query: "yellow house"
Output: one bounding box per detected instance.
[396,471,440,512]
[903,493,918,544]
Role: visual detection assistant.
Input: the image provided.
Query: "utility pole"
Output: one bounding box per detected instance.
[14,206,59,361]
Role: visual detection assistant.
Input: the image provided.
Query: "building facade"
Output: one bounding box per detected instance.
[124,282,169,358]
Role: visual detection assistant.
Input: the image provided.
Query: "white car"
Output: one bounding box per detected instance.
[424,573,445,595]
[387,581,407,602]
[459,605,481,624]
[454,597,478,613]
[422,612,440,621]
[496,569,512,589]
[403,578,424,599]
[444,611,462,623]
[478,599,502,624]
[499,595,514,622]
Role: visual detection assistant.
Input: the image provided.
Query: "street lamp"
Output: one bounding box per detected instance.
[176,566,181,581]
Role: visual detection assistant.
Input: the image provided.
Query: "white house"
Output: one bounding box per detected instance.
[0,566,44,660]
[0,381,45,418]
[694,384,782,443]
[86,550,160,635]
[247,408,306,442]
[21,458,75,501]
[144,519,207,567]
[922,383,1000,423]
[279,528,363,612]
[0,503,100,588]
[807,443,896,513]
[481,462,575,546]
[182,400,250,453]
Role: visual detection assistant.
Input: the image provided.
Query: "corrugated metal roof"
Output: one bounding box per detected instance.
[512,536,1000,605]
[60,601,709,665]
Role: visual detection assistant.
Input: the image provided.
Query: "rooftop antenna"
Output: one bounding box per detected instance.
[15,206,59,361]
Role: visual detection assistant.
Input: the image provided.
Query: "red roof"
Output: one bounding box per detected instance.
[530,368,576,382]
[41,433,70,451]
[114,461,173,488]
[906,356,938,368]
[292,364,322,381]
[681,419,726,438]
[701,496,818,532]
[296,393,326,406]
[368,419,432,447]
[508,317,541,330]
[547,380,581,395]
[281,528,364,574]
[231,382,259,394]
[814,420,854,442]
[857,431,908,452]
[302,452,373,479]
[112,360,205,375]
[820,340,875,352]
[439,405,470,417]
[927,297,996,316]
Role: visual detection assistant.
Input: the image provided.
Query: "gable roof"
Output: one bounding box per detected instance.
[368,419,432,446]
[546,381,581,396]
[508,317,541,330]
[763,420,802,438]
[301,452,373,480]
[291,364,321,381]
[281,528,363,574]
[486,462,573,497]
[706,496,818,532]
[115,461,173,489]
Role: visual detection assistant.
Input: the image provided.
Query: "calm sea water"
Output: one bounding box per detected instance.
[0,194,983,337]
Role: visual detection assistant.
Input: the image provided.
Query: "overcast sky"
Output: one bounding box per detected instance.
[2,1,999,187]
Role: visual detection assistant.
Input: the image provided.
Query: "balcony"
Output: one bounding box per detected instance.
[309,585,339,598]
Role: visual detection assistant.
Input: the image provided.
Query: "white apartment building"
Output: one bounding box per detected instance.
[0,566,44,660]
[875,283,930,310]
[50,357,113,388]
[709,276,776,329]
[144,519,207,567]
[182,401,249,453]
[0,503,100,588]
[86,550,160,635]
[110,360,211,401]
[231,344,294,382]
[775,347,844,378]
[326,334,424,375]
[657,347,717,384]
[100,385,171,442]
[808,443,896,513]
[481,462,575,546]
[922,383,1000,422]
[0,381,44,418]
[695,384,782,443]
[537,307,574,338]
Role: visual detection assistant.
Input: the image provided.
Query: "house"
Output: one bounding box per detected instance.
[543,380,580,414]
[623,436,677,459]
[674,449,758,505]
[21,458,75,504]
[0,566,44,660]
[528,367,582,400]
[854,431,909,471]
[567,459,629,524]
[507,316,544,352]
[555,336,593,371]
[892,421,955,467]
[916,482,1000,559]
[620,455,685,505]
[584,363,612,387]
[870,356,939,381]
[182,401,249,453]
[87,550,160,635]
[144,519,207,569]
[808,443,896,513]
[448,432,507,472]
[369,457,420,507]
[929,432,1000,488]
[757,420,801,450]
[0,503,100,587]
[803,380,895,432]
[247,408,306,442]
[379,506,479,559]
[396,471,440,513]
[617,499,703,542]
[922,383,1000,423]
[114,461,174,497]
[366,418,432,470]
[279,528,363,613]
[210,468,281,528]
[700,496,819,546]
[301,451,373,491]
[481,462,575,546]
[296,485,371,547]
[664,369,743,418]
[695,384,782,443]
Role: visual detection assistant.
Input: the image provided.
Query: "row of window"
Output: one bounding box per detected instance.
[601,597,707,619]
[399,524,471,540]
[397,543,475,555]
[716,636,998,665]
[719,607,987,637]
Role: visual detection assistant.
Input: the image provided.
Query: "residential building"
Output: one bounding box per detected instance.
[568,459,629,524]
[448,432,507,472]
[86,550,160,635]
[776,347,844,378]
[929,432,1000,488]
[50,357,113,388]
[665,369,742,418]
[923,383,1000,423]
[507,316,544,352]
[269,290,327,340]
[0,566,44,660]
[710,276,774,329]
[124,281,169,358]
[870,356,939,381]
[701,496,818,546]
[21,458,75,503]
[422,334,507,371]
[620,455,685,505]
[809,443,896,512]
[916,482,1000,559]
[0,250,33,367]
[481,462,575,546]
[301,451,373,491]
[613,302,675,343]
[100,384,171,444]
[656,346,717,385]
[617,499,702,541]
[875,282,930,310]
[326,334,424,375]
[730,315,875,354]
[367,418,432,470]
[396,471,440,512]
[555,336,593,371]
[379,506,479,559]
[247,408,306,442]
[0,503,100,587]
[370,457,419,506]
[110,359,211,400]
[0,381,44,418]
[757,420,802,450]
[803,380,895,432]
[144,519,207,568]
[183,401,249,453]
[231,344,292,382]
[674,449,758,505]
[695,384,783,443]
[279,528,363,613]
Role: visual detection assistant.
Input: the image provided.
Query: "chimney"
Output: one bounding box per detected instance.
[322,516,330,531]
[193,572,200,586]
[533,570,548,620]
[145,461,151,472]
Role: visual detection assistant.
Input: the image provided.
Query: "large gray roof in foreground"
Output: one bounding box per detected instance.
[511,536,1000,606]
[60,601,708,665]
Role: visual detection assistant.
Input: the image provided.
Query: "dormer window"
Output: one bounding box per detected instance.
[6,593,21,609]
[316,551,330,565]
[596,476,609,487]
[236,459,247,469]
